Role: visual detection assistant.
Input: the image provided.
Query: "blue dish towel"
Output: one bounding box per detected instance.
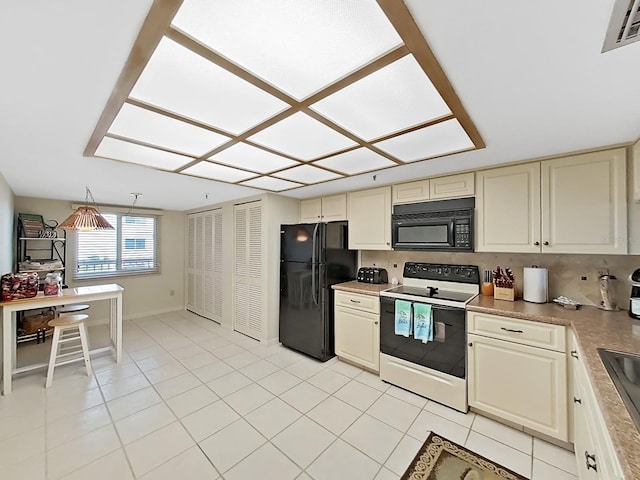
[394,300,412,337]
[413,303,433,343]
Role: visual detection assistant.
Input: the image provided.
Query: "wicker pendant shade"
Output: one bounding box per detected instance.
[59,188,114,231]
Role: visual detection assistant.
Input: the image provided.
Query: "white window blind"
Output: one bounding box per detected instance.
[74,213,159,279]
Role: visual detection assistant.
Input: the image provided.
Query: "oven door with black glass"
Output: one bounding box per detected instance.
[380,296,466,379]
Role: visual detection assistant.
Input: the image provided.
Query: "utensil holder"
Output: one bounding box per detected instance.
[481,282,494,296]
[494,286,515,301]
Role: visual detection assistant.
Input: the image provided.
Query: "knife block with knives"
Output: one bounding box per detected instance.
[493,266,516,301]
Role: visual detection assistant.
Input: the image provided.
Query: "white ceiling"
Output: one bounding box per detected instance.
[1,0,639,211]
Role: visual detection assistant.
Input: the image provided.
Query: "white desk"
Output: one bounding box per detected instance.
[1,283,124,394]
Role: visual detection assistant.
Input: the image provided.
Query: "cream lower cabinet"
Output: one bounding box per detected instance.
[334,290,380,372]
[467,312,568,441]
[347,186,391,250]
[570,333,623,479]
[476,148,627,254]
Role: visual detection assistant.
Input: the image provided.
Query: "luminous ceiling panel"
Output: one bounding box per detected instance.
[240,176,302,192]
[209,143,299,173]
[375,119,474,162]
[313,148,396,175]
[130,37,288,134]
[172,0,403,100]
[248,112,357,160]
[95,137,193,171]
[109,103,229,156]
[274,164,342,184]
[182,161,256,182]
[311,55,451,141]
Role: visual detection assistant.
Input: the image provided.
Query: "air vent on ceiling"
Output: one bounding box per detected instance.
[603,0,640,52]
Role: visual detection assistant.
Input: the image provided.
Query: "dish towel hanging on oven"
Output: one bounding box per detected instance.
[394,300,412,337]
[413,303,433,343]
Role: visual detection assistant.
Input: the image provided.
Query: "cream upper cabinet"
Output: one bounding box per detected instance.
[321,194,347,222]
[633,137,640,203]
[542,150,627,254]
[430,172,475,199]
[347,186,391,250]
[476,163,542,253]
[467,311,568,441]
[392,179,430,205]
[392,172,475,205]
[476,149,627,254]
[300,198,322,223]
[300,194,347,223]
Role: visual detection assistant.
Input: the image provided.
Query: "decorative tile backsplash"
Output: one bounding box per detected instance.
[361,250,640,309]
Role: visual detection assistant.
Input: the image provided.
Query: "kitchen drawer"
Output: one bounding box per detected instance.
[335,290,380,314]
[467,311,565,352]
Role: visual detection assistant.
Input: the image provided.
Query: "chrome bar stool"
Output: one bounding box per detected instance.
[45,313,92,388]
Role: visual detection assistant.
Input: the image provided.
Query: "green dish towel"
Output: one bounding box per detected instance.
[413,303,433,343]
[394,300,412,337]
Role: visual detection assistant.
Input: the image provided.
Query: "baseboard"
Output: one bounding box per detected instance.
[85,307,184,326]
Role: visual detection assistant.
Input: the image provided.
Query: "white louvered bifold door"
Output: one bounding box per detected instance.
[203,212,214,318]
[187,209,222,321]
[213,209,223,321]
[194,215,204,313]
[233,201,264,339]
[186,215,197,311]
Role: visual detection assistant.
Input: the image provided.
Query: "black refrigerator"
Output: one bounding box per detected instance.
[279,221,357,361]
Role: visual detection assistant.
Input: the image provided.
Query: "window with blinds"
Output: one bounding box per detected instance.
[74,213,159,279]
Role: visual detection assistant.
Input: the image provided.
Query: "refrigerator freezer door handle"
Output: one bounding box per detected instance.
[312,223,319,305]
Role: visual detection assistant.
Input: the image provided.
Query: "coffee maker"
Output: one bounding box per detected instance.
[629,269,640,319]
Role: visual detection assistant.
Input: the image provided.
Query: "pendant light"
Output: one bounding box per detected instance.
[59,187,114,231]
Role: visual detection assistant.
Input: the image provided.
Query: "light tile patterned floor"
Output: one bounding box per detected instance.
[0,310,579,479]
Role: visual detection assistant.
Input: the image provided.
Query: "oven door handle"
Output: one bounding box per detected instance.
[425,304,464,312]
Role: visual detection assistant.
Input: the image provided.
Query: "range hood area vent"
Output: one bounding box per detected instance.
[603,0,640,52]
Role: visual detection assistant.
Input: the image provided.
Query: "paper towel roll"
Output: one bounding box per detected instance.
[523,266,548,303]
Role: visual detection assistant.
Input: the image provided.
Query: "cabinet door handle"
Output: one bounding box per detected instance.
[374,321,378,325]
[585,451,597,471]
[534,241,540,246]
[468,342,473,347]
[543,241,549,246]
[500,327,523,333]
[573,397,582,404]
[570,350,579,359]
[350,299,361,303]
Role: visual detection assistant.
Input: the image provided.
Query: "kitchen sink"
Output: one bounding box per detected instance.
[597,348,640,432]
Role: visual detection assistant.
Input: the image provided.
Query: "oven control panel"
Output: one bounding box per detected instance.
[403,262,480,284]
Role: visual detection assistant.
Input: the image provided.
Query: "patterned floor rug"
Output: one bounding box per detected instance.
[402,433,528,480]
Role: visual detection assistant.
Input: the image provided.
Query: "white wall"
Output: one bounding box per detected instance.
[0,172,14,364]
[14,196,185,322]
[0,172,14,275]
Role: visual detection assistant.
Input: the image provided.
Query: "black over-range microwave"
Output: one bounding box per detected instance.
[391,197,474,251]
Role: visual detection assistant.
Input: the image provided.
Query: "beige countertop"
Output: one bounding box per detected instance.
[468,295,640,480]
[332,280,391,296]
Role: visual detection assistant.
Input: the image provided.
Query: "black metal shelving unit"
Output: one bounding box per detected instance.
[15,215,67,344]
